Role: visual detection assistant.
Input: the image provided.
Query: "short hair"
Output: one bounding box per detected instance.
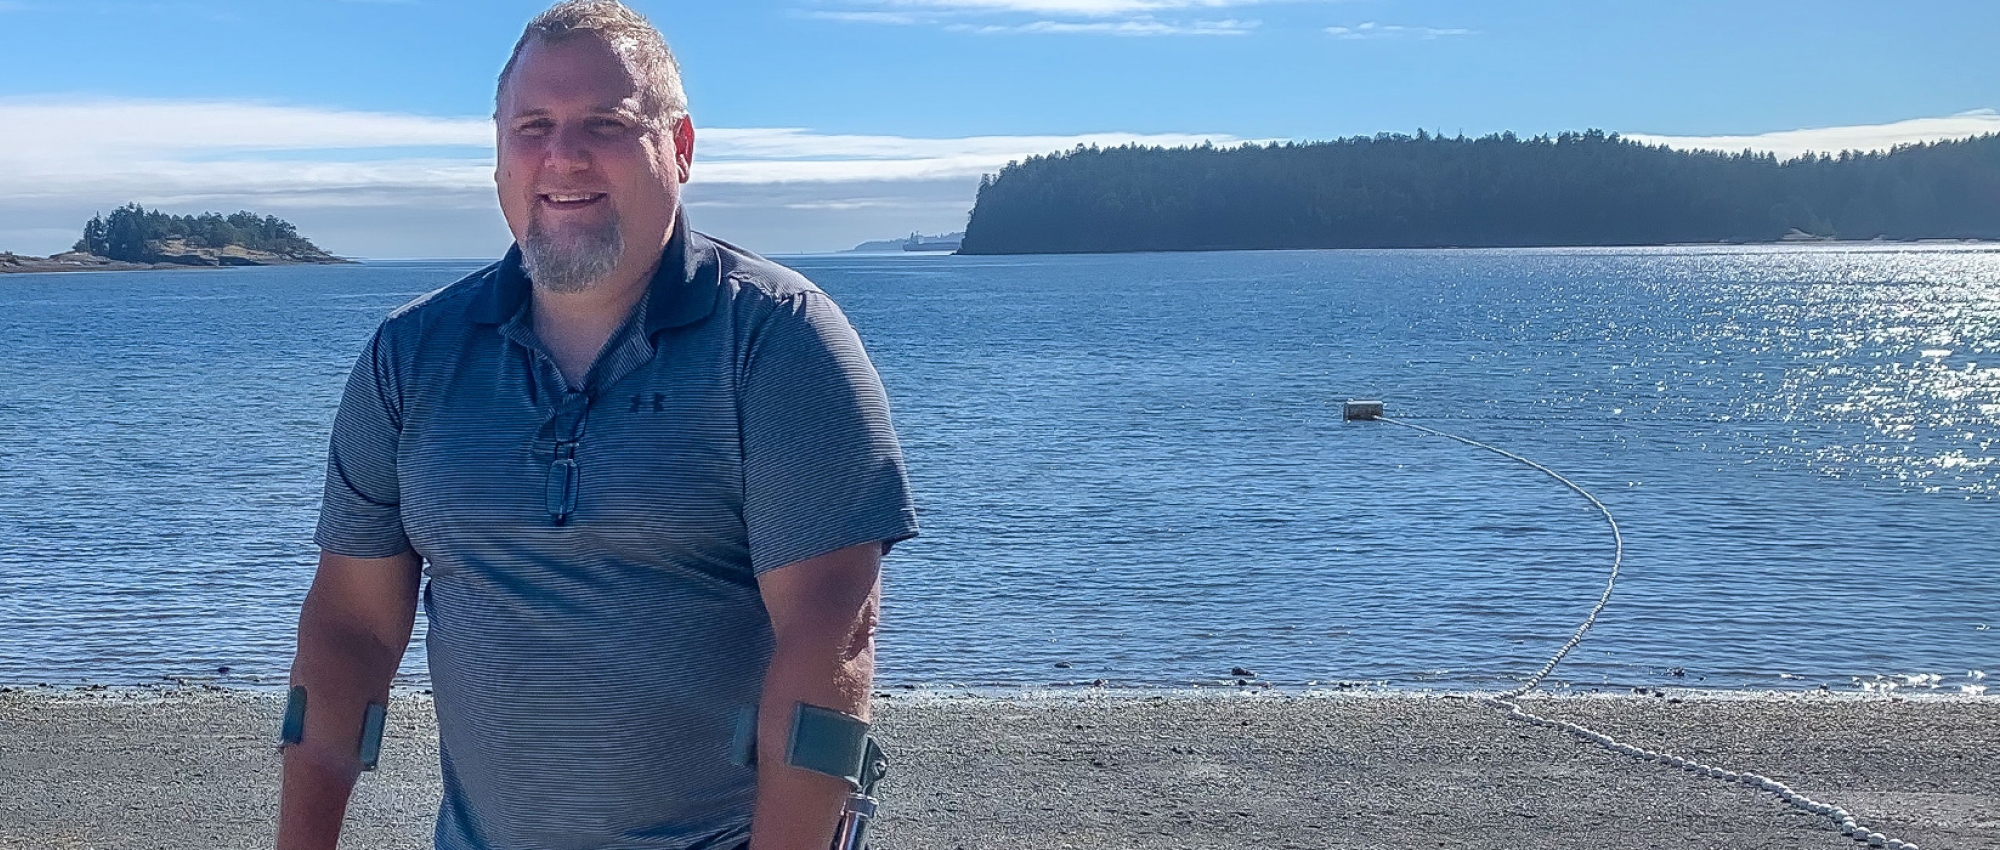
[496,0,688,133]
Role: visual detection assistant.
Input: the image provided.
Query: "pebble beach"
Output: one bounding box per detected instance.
[2,687,1994,850]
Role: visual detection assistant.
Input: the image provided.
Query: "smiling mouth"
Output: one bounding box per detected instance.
[539,192,608,209]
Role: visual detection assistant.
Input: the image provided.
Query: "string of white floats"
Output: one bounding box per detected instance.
[1375,415,1921,850]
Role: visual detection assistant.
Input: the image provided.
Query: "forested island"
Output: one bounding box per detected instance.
[1,204,346,273]
[958,131,2000,254]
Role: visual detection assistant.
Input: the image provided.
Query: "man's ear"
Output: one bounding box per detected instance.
[674,116,696,184]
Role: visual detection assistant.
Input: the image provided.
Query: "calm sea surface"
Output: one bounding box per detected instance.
[1,246,1995,694]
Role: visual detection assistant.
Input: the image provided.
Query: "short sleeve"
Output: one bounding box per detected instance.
[314,327,413,558]
[740,291,918,575]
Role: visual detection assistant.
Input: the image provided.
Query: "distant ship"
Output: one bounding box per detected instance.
[903,232,963,252]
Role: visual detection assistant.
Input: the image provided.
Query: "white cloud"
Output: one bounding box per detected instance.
[1325,22,1473,40]
[947,17,1255,35]
[0,96,1242,195]
[0,97,489,157]
[0,99,497,211]
[0,96,1244,255]
[700,127,1234,161]
[16,95,1993,256]
[1627,110,2000,160]
[868,0,1276,14]
[701,128,1250,182]
[778,198,968,211]
[815,0,1307,34]
[807,10,926,24]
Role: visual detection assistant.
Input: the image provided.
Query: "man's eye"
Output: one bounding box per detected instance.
[515,121,553,136]
[590,119,632,136]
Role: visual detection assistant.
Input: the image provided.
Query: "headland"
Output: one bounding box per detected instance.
[959,131,2000,255]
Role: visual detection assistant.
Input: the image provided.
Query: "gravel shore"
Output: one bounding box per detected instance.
[2,687,1994,849]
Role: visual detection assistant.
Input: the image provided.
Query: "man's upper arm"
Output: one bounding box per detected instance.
[317,327,412,559]
[758,543,881,649]
[306,550,424,644]
[739,291,918,575]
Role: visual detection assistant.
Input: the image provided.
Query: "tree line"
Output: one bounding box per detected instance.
[958,131,2000,254]
[74,203,330,261]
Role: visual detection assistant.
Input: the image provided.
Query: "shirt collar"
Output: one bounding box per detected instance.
[471,209,719,334]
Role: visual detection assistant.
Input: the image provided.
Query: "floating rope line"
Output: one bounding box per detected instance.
[1374,414,1921,850]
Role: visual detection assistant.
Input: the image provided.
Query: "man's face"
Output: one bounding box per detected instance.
[495,34,693,293]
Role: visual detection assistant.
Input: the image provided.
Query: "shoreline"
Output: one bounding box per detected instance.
[5,687,1994,849]
[5,239,1996,271]
[952,238,2000,257]
[0,253,357,275]
[6,672,1986,701]
[4,679,1991,702]
[0,255,189,274]
[0,259,357,275]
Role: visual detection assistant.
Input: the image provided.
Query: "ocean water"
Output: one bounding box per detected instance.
[0,246,1994,694]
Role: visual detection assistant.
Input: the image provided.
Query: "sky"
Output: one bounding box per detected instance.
[2,0,1998,258]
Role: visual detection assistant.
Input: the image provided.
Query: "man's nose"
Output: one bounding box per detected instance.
[544,123,594,170]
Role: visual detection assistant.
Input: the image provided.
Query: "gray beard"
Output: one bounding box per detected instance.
[522,215,624,294]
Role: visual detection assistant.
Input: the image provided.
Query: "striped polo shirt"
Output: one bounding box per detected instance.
[315,213,919,850]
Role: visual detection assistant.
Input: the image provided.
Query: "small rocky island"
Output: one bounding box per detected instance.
[1,204,349,274]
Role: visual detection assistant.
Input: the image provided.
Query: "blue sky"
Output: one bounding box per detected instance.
[2,0,1998,257]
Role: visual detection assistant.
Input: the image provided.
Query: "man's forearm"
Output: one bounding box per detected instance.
[276,584,414,849]
[749,632,875,850]
[750,543,883,850]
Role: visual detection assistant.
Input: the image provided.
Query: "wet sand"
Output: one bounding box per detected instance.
[2,687,1994,849]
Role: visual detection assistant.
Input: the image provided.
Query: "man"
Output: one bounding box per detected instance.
[276,3,918,848]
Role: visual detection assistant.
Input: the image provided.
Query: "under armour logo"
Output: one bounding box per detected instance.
[630,393,666,413]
